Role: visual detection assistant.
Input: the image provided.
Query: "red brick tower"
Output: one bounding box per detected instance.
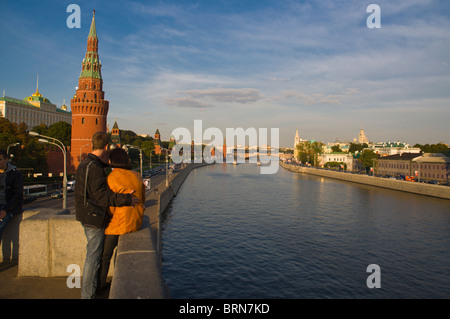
[70,10,109,169]
[154,129,161,155]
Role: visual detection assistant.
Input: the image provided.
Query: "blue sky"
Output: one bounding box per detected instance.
[1,0,449,147]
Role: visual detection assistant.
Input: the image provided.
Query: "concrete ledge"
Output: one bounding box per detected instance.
[109,215,170,299]
[280,161,450,200]
[18,209,86,277]
[17,208,114,278]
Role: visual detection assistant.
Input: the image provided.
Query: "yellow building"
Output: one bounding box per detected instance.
[0,79,71,128]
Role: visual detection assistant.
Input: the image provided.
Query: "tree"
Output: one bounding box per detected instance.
[46,121,72,146]
[331,145,343,153]
[414,143,449,156]
[359,149,378,173]
[296,140,324,166]
[349,142,368,153]
[0,117,48,172]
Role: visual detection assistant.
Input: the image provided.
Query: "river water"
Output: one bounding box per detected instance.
[161,163,450,299]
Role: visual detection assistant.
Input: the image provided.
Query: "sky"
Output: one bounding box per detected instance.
[0,0,449,147]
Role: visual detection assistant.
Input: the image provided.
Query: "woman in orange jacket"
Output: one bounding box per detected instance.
[98,147,145,292]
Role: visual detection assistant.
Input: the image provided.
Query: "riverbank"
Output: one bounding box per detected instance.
[280,161,450,200]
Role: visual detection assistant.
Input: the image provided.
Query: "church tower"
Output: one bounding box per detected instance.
[111,119,121,148]
[154,129,161,155]
[70,10,109,169]
[294,129,300,159]
[358,127,369,144]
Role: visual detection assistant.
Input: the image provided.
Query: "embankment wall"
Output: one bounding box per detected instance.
[280,161,450,200]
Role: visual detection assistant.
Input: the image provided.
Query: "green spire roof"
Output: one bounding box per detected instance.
[89,10,97,38]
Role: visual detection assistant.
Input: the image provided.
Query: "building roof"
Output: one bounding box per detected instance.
[412,153,450,163]
[379,153,421,161]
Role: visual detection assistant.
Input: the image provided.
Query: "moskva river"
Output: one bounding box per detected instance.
[161,163,450,298]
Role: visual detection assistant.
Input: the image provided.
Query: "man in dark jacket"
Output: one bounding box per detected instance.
[75,132,140,299]
[0,149,23,244]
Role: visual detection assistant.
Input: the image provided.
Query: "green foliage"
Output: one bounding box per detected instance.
[413,143,449,156]
[331,145,343,153]
[349,142,368,153]
[359,149,378,173]
[0,117,48,172]
[296,140,324,166]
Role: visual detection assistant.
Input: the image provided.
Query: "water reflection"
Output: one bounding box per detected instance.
[162,163,450,298]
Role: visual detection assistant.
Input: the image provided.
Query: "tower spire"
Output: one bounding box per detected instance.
[89,10,97,39]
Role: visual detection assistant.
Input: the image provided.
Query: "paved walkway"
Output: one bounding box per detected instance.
[0,172,169,299]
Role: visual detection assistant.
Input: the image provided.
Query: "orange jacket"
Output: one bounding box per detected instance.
[104,168,145,235]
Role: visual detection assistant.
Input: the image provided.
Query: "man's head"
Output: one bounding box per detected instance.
[91,132,110,163]
[92,132,109,151]
[0,149,9,171]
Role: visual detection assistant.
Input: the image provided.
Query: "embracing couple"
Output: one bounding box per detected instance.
[74,132,145,299]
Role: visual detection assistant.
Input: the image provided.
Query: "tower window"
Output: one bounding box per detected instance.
[82,118,85,124]
[95,118,98,125]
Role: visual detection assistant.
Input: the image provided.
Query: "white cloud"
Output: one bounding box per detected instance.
[181,88,265,104]
[165,97,212,109]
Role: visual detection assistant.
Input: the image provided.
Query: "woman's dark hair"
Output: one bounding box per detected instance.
[109,147,132,170]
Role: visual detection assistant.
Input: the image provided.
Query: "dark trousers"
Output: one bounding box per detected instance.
[98,234,119,290]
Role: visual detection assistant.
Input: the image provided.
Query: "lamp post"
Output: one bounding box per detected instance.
[124,144,145,176]
[79,142,91,161]
[7,142,20,155]
[29,131,67,209]
[166,150,169,186]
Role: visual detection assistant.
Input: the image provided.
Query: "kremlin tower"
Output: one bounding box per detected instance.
[70,10,109,169]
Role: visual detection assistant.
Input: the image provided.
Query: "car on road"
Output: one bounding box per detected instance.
[51,190,63,199]
[67,181,76,192]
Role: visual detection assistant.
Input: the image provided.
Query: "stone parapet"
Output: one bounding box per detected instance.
[280,161,450,200]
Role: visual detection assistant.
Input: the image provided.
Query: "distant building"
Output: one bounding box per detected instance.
[110,119,121,147]
[293,129,307,160]
[357,127,369,144]
[154,129,162,154]
[324,141,350,153]
[0,79,71,128]
[375,153,422,177]
[412,153,450,183]
[370,141,421,156]
[321,152,362,171]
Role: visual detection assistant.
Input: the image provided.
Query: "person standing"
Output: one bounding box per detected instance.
[0,149,23,245]
[74,132,140,299]
[97,147,145,291]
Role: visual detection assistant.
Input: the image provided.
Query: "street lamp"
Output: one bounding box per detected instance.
[7,142,20,155]
[29,131,67,210]
[124,144,146,176]
[79,142,91,161]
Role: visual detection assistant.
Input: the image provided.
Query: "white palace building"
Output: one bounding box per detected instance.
[0,79,71,128]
